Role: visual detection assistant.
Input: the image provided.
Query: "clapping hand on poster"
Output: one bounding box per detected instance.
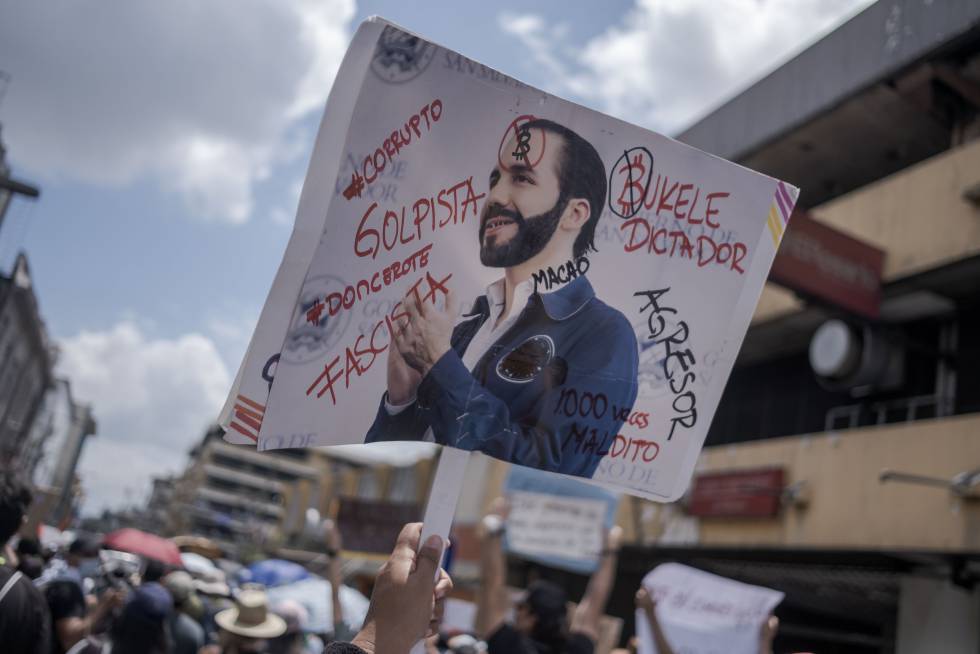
[350,523,453,654]
[390,287,459,388]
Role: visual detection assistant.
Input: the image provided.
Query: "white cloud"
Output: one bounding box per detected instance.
[57,322,231,513]
[0,0,355,224]
[500,0,875,134]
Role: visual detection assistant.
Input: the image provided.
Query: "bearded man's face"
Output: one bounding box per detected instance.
[479,129,567,267]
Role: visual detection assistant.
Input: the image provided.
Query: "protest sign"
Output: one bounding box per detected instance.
[503,464,618,574]
[441,598,477,634]
[635,563,784,654]
[220,17,799,501]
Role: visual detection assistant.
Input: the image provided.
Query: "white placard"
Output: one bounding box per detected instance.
[507,490,606,561]
[441,598,477,634]
[636,563,784,654]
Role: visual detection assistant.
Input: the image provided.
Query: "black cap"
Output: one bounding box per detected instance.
[68,535,101,557]
[524,580,567,623]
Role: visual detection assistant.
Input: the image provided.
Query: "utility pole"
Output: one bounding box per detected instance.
[0,165,40,236]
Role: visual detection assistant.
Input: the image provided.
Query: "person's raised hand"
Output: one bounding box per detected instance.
[351,523,449,654]
[605,525,623,552]
[478,497,510,540]
[428,567,454,638]
[635,587,656,612]
[324,518,343,555]
[759,614,779,654]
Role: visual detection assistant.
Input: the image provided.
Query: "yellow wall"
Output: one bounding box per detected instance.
[752,139,980,324]
[693,413,980,550]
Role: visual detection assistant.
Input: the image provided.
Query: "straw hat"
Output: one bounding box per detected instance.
[215,589,287,639]
[194,568,231,597]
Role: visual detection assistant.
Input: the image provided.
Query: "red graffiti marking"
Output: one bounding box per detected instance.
[497,114,546,171]
[343,171,366,200]
[349,98,444,202]
[354,176,484,259]
[305,270,453,405]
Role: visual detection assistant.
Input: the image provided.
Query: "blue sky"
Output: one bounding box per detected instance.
[0,0,874,513]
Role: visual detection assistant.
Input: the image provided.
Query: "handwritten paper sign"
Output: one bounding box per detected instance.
[508,491,605,560]
[636,563,784,654]
[219,17,799,501]
[503,464,618,573]
[441,598,477,634]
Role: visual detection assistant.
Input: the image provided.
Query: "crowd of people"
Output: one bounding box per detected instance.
[1,471,782,654]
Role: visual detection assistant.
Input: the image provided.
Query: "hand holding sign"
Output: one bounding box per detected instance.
[352,523,453,654]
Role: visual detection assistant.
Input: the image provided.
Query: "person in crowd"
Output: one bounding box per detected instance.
[0,471,52,654]
[68,581,175,654]
[212,587,288,653]
[163,570,206,654]
[475,497,622,654]
[194,565,233,643]
[141,557,168,584]
[15,536,47,580]
[42,545,124,654]
[326,522,453,654]
[270,599,324,654]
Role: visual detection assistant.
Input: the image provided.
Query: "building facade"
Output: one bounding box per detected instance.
[166,425,437,563]
[640,3,980,652]
[0,253,55,469]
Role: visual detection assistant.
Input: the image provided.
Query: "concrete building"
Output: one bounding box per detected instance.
[0,253,55,470]
[26,379,97,528]
[166,425,437,562]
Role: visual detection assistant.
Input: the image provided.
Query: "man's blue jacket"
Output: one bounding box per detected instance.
[365,275,639,478]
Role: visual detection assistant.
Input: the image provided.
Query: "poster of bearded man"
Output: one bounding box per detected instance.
[220,19,799,501]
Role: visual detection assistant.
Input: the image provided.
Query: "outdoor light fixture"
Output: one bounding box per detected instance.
[809,319,904,396]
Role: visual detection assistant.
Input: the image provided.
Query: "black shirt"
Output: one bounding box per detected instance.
[43,579,87,654]
[0,566,54,654]
[487,624,594,654]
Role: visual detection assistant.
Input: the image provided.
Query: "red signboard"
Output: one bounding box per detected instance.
[689,468,784,518]
[769,212,884,318]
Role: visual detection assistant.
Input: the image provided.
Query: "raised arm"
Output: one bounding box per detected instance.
[474,498,511,638]
[570,525,622,642]
[635,587,675,654]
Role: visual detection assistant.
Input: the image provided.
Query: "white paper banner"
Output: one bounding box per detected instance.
[636,563,784,654]
[507,490,605,561]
